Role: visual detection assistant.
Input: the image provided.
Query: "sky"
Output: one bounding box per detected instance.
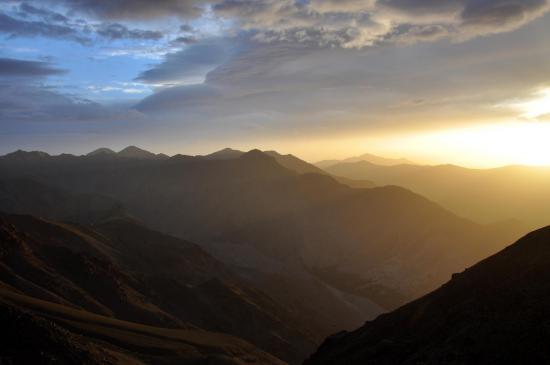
[0,0,549,167]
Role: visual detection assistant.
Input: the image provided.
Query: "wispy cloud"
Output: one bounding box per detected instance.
[0,57,67,77]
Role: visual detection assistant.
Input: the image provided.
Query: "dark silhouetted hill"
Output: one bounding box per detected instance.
[305,226,550,364]
[0,289,285,365]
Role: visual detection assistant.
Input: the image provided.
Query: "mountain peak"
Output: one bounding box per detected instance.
[241,149,268,159]
[316,153,415,169]
[117,146,157,159]
[264,150,326,175]
[357,153,414,166]
[3,150,50,160]
[87,147,116,157]
[204,147,245,160]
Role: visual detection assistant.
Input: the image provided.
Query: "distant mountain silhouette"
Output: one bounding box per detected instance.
[330,175,375,189]
[117,145,167,159]
[205,147,245,160]
[324,160,550,229]
[316,153,414,169]
[305,225,550,364]
[0,213,315,363]
[3,150,50,161]
[204,148,326,175]
[204,148,374,187]
[86,147,116,156]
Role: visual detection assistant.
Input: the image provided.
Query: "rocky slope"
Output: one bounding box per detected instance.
[0,213,314,364]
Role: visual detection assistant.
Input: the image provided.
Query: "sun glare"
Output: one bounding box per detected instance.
[510,88,550,119]
[373,121,550,168]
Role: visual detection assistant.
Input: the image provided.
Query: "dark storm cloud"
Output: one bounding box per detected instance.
[0,58,67,77]
[96,23,164,40]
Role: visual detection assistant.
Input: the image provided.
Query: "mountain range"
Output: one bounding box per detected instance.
[0,147,522,303]
[323,160,550,229]
[316,153,414,169]
[0,146,535,364]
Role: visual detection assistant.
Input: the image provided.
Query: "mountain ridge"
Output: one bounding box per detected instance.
[316,153,415,169]
[324,160,550,228]
[305,225,550,364]
[0,212,315,363]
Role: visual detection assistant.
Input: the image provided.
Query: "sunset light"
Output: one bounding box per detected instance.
[371,121,550,168]
[2,1,550,363]
[509,88,550,119]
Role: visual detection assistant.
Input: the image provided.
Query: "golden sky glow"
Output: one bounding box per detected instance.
[1,1,549,169]
[358,120,550,168]
[510,88,550,119]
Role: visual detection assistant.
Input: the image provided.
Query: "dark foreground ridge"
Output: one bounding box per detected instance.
[0,289,285,365]
[305,226,550,364]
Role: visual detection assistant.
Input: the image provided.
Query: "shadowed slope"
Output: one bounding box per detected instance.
[0,289,285,365]
[0,213,315,364]
[0,178,123,224]
[306,226,550,364]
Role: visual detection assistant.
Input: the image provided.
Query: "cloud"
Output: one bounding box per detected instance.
[171,36,198,45]
[0,57,67,77]
[0,84,98,122]
[0,82,140,123]
[132,14,550,144]
[17,2,70,23]
[96,23,164,40]
[460,0,549,31]
[10,0,547,49]
[213,0,550,48]
[1,6,167,43]
[135,39,235,85]
[135,84,221,111]
[51,0,210,20]
[0,12,89,44]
